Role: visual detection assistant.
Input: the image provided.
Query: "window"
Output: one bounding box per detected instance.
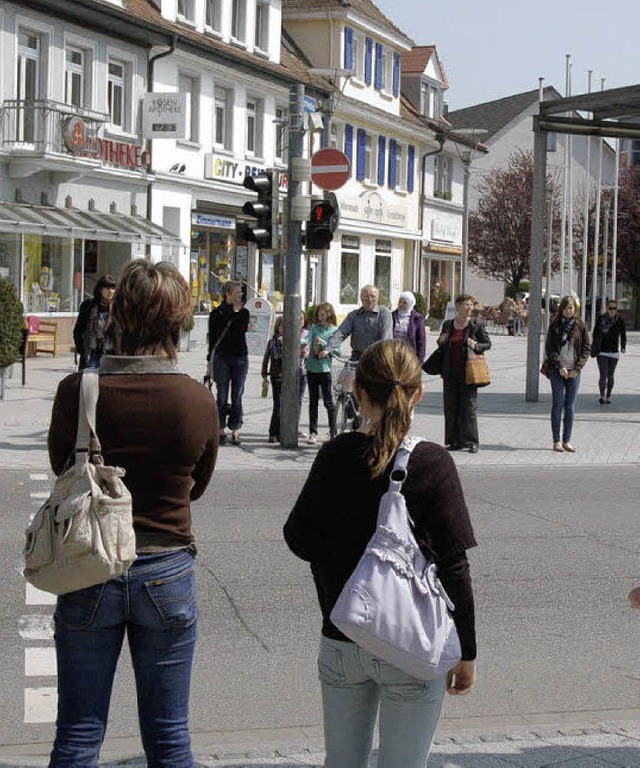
[434,156,452,199]
[633,140,640,166]
[108,59,126,129]
[65,47,85,107]
[177,0,195,22]
[374,239,391,301]
[214,87,231,149]
[381,49,392,92]
[17,30,40,142]
[546,133,557,152]
[255,0,269,51]
[352,34,365,81]
[340,236,360,304]
[275,106,287,163]
[364,133,377,183]
[178,73,199,142]
[396,143,406,190]
[246,98,262,156]
[205,0,222,31]
[232,0,246,41]
[420,80,441,119]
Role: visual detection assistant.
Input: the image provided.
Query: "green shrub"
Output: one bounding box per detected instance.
[429,286,451,319]
[0,278,23,368]
[413,291,427,318]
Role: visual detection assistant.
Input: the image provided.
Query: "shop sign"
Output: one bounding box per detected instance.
[204,153,289,191]
[62,117,145,169]
[142,92,187,139]
[245,297,274,356]
[191,213,236,229]
[431,219,458,243]
[339,192,407,228]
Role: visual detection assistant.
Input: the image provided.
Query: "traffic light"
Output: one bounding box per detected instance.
[240,171,278,249]
[305,199,335,250]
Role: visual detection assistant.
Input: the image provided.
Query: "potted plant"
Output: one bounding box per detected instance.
[0,277,24,400]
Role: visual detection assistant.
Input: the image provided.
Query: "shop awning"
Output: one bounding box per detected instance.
[424,244,463,255]
[0,201,184,247]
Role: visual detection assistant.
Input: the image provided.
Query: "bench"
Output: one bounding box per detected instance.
[26,319,59,357]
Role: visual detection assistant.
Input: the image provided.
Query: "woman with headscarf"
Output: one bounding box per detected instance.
[73,275,116,370]
[391,291,426,363]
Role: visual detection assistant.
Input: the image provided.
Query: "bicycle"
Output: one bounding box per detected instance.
[333,357,361,433]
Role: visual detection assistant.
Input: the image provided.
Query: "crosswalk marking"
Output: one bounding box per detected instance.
[29,491,49,499]
[24,687,57,723]
[18,614,54,641]
[29,473,49,481]
[25,647,57,677]
[26,583,57,605]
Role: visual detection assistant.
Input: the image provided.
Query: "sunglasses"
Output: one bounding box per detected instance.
[607,306,617,310]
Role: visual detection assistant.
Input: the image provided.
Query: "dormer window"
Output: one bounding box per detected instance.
[420,80,442,119]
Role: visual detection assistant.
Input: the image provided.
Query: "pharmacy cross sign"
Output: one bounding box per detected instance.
[310,148,350,191]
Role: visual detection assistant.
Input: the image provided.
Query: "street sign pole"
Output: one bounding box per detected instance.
[280,83,305,449]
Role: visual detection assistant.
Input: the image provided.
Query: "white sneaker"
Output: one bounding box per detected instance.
[298,429,307,438]
[307,433,317,444]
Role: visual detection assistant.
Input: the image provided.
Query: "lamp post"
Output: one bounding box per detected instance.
[460,151,471,294]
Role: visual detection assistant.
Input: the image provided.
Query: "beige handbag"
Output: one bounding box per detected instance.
[465,349,491,387]
[23,371,136,595]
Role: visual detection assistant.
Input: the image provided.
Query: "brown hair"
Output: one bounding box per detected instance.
[314,302,337,325]
[455,293,477,306]
[112,259,191,359]
[559,295,580,316]
[223,280,242,300]
[354,340,422,478]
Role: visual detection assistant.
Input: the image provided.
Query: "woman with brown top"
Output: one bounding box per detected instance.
[47,260,218,768]
[284,339,477,768]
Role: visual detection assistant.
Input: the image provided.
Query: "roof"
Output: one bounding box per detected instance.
[281,0,413,48]
[447,86,561,141]
[400,46,448,90]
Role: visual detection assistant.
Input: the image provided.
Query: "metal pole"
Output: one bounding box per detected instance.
[602,197,610,304]
[611,138,620,299]
[565,55,574,294]
[526,119,548,402]
[280,84,305,449]
[591,136,604,331]
[461,155,471,294]
[580,71,592,320]
[545,175,555,335]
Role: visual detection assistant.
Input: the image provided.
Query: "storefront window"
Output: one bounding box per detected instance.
[190,219,236,312]
[374,238,392,305]
[22,235,73,312]
[340,235,360,305]
[0,233,21,291]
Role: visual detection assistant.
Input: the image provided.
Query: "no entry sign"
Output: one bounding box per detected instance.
[311,148,350,191]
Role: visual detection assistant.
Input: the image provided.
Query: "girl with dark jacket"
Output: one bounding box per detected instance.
[544,295,590,452]
[437,294,491,453]
[284,340,476,768]
[72,274,116,370]
[391,290,426,362]
[591,301,626,404]
[207,281,250,446]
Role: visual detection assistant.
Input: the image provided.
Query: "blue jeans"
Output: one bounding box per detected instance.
[50,550,198,768]
[550,367,581,443]
[213,354,249,431]
[318,637,446,768]
[307,371,335,435]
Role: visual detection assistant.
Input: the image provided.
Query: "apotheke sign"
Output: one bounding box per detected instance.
[62,117,146,169]
[142,92,187,139]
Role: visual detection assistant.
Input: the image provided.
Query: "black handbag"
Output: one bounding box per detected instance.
[422,346,444,376]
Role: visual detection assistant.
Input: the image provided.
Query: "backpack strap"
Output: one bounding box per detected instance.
[75,371,101,458]
[388,436,424,491]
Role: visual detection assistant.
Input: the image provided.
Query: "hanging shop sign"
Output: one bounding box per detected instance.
[204,153,288,191]
[431,219,458,243]
[142,92,187,139]
[62,117,147,170]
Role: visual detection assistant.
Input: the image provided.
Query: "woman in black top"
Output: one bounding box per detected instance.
[591,300,626,404]
[284,339,477,768]
[72,274,116,370]
[207,281,250,445]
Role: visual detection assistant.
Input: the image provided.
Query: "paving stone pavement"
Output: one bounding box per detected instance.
[1,331,639,766]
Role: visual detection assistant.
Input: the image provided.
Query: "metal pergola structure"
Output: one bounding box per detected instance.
[526,84,640,401]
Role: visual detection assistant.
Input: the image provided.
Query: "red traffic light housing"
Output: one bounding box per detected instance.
[305,199,336,250]
[240,171,278,249]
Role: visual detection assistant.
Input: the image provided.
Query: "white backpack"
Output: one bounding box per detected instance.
[24,371,136,595]
[330,437,461,681]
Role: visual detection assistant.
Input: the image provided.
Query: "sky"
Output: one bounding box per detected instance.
[376,0,640,112]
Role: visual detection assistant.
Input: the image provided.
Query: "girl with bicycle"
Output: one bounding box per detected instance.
[284,339,477,768]
[305,302,341,444]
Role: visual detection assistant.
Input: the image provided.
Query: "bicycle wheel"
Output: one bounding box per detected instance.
[334,395,350,433]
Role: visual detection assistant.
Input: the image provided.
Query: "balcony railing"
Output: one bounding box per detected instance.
[1,99,109,154]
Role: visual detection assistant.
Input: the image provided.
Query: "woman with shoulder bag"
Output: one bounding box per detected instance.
[437,294,491,453]
[284,339,477,768]
[47,260,219,768]
[544,294,590,452]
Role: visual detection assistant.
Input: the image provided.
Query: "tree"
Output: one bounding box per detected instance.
[616,165,640,282]
[468,149,561,292]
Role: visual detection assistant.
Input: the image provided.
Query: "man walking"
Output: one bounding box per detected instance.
[319,285,392,361]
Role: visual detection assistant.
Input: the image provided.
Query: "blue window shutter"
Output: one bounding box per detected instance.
[388,139,397,188]
[407,144,415,192]
[344,27,353,70]
[375,43,383,90]
[365,38,373,85]
[344,124,353,169]
[392,53,400,97]
[356,128,366,181]
[377,136,386,186]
